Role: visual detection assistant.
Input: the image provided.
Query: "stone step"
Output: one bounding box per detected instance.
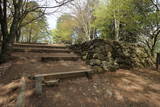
[13,44,67,49]
[0,43,48,46]
[41,56,81,62]
[15,43,48,45]
[13,48,71,53]
[12,52,77,58]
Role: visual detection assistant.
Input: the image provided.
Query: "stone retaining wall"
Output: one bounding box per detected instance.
[70,39,153,72]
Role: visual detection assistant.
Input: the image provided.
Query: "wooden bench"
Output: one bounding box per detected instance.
[34,69,92,79]
[34,69,93,95]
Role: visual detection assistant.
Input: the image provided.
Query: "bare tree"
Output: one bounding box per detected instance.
[68,0,98,42]
[0,0,73,63]
[142,0,160,55]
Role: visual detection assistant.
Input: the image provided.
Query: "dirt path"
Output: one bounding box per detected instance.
[0,44,160,107]
[27,69,160,107]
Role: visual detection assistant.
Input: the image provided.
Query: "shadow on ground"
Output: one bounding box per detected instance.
[27,69,160,107]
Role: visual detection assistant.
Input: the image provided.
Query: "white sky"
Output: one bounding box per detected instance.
[46,14,60,29]
[47,16,56,29]
[46,9,70,30]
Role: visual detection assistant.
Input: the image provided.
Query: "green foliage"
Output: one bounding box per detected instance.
[20,1,49,43]
[94,0,159,43]
[51,0,160,54]
[52,0,98,44]
[51,14,76,44]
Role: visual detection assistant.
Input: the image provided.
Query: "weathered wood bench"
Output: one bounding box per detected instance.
[34,69,93,95]
[34,69,92,79]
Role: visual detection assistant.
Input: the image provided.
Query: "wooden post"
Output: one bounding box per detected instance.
[16,77,26,107]
[35,77,44,95]
[156,53,160,71]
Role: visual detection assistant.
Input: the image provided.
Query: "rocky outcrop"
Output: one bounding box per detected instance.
[70,39,153,72]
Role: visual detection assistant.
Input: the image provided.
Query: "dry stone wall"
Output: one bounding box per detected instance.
[70,39,153,72]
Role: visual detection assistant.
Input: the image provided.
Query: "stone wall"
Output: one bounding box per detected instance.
[70,39,153,72]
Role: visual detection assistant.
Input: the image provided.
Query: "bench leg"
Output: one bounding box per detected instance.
[85,72,92,79]
[35,77,44,95]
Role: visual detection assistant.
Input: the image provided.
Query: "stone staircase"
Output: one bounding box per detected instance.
[12,43,93,95]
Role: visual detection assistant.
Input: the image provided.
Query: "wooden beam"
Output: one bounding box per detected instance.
[14,44,67,49]
[35,76,44,95]
[35,69,92,77]
[41,56,80,62]
[34,69,92,80]
[16,77,26,107]
[43,79,59,86]
[13,48,71,53]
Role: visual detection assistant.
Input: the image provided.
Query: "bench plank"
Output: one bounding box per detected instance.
[35,69,92,78]
[43,80,59,86]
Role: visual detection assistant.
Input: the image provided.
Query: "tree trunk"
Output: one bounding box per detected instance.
[90,28,97,40]
[114,12,120,41]
[0,36,12,63]
[0,31,2,42]
[113,0,120,41]
[150,47,155,56]
[0,20,18,63]
[28,27,32,43]
[16,28,21,43]
[115,19,120,41]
